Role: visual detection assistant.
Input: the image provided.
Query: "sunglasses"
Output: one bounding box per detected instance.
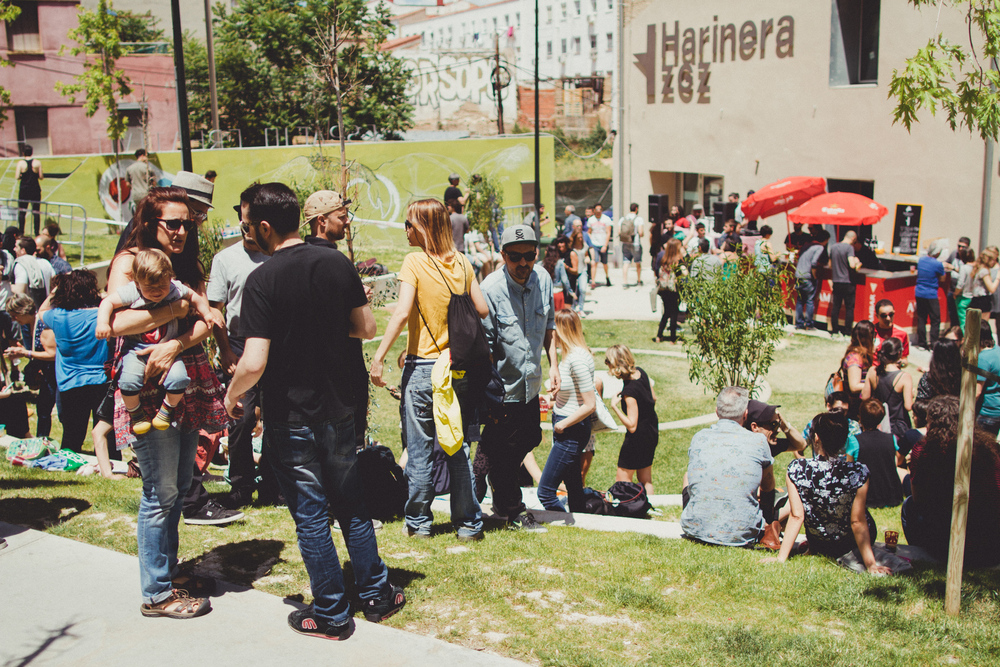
[878,311,895,319]
[404,221,414,230]
[506,250,537,263]
[157,218,195,232]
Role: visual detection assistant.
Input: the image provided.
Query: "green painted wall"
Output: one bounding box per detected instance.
[0,136,557,234]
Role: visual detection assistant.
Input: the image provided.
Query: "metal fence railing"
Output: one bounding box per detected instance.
[0,199,88,266]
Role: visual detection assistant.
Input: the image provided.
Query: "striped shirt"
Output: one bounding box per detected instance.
[554,347,595,417]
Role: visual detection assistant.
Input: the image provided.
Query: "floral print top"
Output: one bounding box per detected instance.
[786,458,869,544]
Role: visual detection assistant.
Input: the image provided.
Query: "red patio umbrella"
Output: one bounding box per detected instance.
[786,192,888,226]
[740,176,827,220]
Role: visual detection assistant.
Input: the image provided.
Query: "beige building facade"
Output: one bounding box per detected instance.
[615,0,996,251]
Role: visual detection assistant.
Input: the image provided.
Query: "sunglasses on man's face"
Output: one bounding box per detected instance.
[506,250,537,263]
[157,218,195,232]
[878,310,895,319]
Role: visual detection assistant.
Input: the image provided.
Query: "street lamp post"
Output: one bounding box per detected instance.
[534,0,541,236]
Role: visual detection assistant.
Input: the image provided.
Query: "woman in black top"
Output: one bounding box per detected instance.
[861,336,912,437]
[605,344,659,495]
[15,145,43,236]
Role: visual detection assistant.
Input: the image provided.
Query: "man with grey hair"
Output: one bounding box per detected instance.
[680,386,776,547]
[562,205,580,237]
[914,238,953,349]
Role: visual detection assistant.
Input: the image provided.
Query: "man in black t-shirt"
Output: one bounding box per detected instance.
[225,183,403,639]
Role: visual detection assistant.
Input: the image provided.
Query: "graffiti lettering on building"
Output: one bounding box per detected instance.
[404,55,512,110]
[633,16,795,105]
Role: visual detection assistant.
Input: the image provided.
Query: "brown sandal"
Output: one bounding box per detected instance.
[140,591,210,619]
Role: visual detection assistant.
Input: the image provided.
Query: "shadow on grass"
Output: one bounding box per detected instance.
[0,497,91,530]
[0,478,85,490]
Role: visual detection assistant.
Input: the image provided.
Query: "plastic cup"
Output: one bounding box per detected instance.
[884,529,899,552]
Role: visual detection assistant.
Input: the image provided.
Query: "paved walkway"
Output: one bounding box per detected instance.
[0,522,527,667]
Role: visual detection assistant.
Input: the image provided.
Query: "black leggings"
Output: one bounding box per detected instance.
[57,382,108,453]
[658,290,679,341]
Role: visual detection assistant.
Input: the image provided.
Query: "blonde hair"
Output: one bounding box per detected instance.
[5,293,36,317]
[407,199,455,260]
[554,308,589,354]
[604,344,635,379]
[972,246,999,277]
[133,248,175,286]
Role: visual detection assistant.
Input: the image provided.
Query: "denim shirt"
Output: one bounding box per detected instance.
[481,264,555,403]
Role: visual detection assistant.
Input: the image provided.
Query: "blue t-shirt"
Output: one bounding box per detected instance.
[915,255,944,299]
[980,346,1000,418]
[41,308,109,392]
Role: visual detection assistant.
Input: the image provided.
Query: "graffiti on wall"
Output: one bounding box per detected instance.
[403,53,514,112]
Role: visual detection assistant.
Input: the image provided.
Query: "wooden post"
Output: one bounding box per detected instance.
[945,308,981,615]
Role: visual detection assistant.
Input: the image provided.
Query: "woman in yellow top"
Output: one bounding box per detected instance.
[370,199,489,541]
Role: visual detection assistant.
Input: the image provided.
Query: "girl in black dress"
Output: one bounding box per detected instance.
[605,344,658,494]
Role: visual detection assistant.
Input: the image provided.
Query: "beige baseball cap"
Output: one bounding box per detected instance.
[304,190,351,222]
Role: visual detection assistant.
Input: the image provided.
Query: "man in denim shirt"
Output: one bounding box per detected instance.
[477,225,559,532]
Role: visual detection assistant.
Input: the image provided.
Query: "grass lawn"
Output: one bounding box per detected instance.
[4,319,999,666]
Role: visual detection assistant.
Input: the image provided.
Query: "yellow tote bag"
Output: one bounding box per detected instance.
[431,350,464,456]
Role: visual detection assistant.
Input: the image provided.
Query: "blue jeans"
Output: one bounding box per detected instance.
[119,347,190,395]
[265,415,389,625]
[537,414,591,513]
[977,414,1000,437]
[133,426,198,604]
[400,357,483,537]
[796,278,817,329]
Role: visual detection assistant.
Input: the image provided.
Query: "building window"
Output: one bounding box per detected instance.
[561,3,567,19]
[493,18,498,31]
[573,36,581,54]
[561,38,567,54]
[574,1,581,16]
[13,107,49,156]
[516,13,521,26]
[607,0,613,8]
[6,2,41,53]
[606,32,613,51]
[504,14,509,26]
[547,41,553,58]
[830,0,880,85]
[590,0,597,11]
[589,34,597,50]
[546,6,552,23]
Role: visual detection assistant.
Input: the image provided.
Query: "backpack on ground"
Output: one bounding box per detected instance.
[580,487,611,515]
[607,481,652,518]
[355,444,407,520]
[619,216,635,243]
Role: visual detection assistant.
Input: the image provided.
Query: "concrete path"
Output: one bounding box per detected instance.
[577,279,661,321]
[0,522,527,667]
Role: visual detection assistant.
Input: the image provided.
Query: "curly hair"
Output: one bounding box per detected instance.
[926,339,962,398]
[49,269,102,310]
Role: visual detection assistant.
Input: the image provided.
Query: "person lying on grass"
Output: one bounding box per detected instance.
[764,410,892,575]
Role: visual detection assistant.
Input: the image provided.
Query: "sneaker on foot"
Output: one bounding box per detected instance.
[401,524,431,539]
[288,606,352,640]
[456,530,484,542]
[509,511,548,533]
[362,584,406,623]
[220,488,255,510]
[184,500,245,525]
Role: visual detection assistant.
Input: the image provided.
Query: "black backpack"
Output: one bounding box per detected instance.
[581,487,611,515]
[607,481,652,518]
[355,444,407,520]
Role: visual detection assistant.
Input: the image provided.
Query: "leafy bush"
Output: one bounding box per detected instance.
[466,172,504,243]
[678,255,790,396]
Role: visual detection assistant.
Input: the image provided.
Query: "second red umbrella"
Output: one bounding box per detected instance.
[786,192,888,227]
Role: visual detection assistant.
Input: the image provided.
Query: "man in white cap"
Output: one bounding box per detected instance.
[475,224,558,532]
[302,190,370,449]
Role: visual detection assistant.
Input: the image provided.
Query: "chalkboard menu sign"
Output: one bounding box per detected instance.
[892,203,923,255]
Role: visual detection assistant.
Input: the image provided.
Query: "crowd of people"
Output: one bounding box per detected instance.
[5,167,1000,638]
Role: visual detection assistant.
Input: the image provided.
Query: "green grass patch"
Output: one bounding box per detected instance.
[4,311,998,666]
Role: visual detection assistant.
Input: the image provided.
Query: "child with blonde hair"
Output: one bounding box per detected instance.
[605,344,658,494]
[96,248,222,434]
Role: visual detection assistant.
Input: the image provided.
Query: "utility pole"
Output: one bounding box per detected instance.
[616,0,625,228]
[533,0,541,236]
[171,0,192,171]
[495,34,505,135]
[204,0,220,143]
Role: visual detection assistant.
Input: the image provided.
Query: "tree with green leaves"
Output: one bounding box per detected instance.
[117,10,165,45]
[184,0,413,147]
[678,257,790,397]
[890,1,1000,141]
[0,1,21,127]
[466,172,504,248]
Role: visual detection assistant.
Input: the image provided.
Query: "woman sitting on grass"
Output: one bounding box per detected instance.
[605,344,658,495]
[860,336,912,438]
[537,308,595,513]
[840,320,876,420]
[767,411,892,574]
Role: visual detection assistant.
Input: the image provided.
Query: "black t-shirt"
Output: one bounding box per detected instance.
[444,185,462,204]
[621,368,658,444]
[240,242,368,424]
